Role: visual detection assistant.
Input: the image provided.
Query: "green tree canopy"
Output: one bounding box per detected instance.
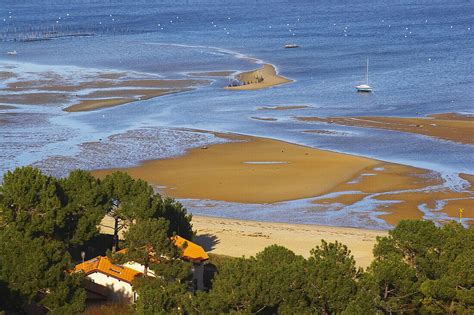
[0,226,85,313]
[60,169,108,246]
[303,240,361,314]
[113,218,187,277]
[347,220,473,314]
[0,166,64,238]
[196,245,307,314]
[152,196,194,240]
[101,172,155,251]
[102,171,194,250]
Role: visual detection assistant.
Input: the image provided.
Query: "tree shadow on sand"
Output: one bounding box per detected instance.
[193,234,220,252]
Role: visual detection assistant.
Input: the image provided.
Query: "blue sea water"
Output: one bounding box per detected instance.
[0,0,473,227]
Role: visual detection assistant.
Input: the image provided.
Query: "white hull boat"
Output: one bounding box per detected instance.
[355,59,372,92]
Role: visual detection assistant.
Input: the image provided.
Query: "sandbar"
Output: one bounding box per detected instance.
[93,133,379,204]
[65,89,184,112]
[92,132,474,227]
[296,113,474,145]
[0,105,16,110]
[225,64,292,91]
[250,117,278,121]
[259,105,309,111]
[65,98,138,112]
[311,164,474,226]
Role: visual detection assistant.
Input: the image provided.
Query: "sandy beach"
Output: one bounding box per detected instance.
[99,213,385,268]
[225,64,292,90]
[192,216,386,268]
[296,113,474,145]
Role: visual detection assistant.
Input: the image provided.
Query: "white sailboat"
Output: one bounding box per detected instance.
[355,58,372,92]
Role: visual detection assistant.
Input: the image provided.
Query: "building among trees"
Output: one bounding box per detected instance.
[73,236,209,305]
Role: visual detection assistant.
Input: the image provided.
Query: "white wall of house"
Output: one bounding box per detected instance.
[86,272,134,302]
[123,262,156,277]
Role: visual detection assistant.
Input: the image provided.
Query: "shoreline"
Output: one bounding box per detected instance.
[191,215,386,268]
[99,212,386,268]
[224,64,292,90]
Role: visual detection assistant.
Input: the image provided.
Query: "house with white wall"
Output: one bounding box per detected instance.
[73,235,210,303]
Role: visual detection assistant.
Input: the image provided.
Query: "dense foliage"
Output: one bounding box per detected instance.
[0,167,472,314]
[0,167,193,313]
[189,221,472,314]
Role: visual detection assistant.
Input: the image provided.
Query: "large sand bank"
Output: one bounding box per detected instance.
[92,132,474,227]
[192,216,386,268]
[93,133,379,204]
[225,64,292,91]
[296,113,474,145]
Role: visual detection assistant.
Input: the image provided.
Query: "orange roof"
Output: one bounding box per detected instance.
[74,256,142,284]
[173,235,209,262]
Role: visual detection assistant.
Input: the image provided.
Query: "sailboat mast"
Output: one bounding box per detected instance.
[366,58,369,85]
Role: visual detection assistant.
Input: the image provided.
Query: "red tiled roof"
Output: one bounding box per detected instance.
[74,256,142,284]
[173,235,209,262]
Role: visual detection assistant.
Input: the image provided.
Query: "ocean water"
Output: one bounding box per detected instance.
[0,0,473,227]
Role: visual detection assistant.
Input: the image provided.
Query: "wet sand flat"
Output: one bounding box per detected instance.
[92,132,474,227]
[0,92,70,105]
[93,133,380,204]
[375,191,473,225]
[311,164,474,226]
[1,63,207,111]
[250,117,278,121]
[0,105,16,110]
[296,113,474,145]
